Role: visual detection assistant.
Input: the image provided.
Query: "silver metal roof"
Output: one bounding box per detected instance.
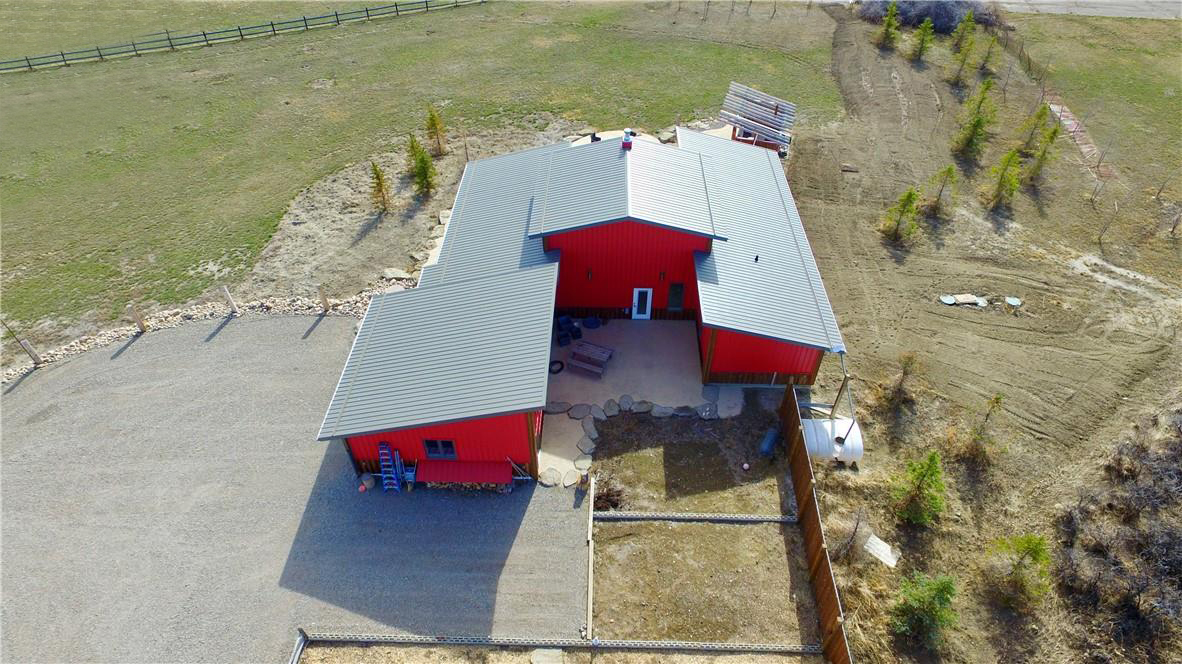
[526,137,723,240]
[722,82,796,148]
[317,263,559,440]
[677,127,845,353]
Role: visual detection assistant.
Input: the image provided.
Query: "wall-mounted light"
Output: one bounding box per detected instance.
[659,271,666,281]
[586,268,592,280]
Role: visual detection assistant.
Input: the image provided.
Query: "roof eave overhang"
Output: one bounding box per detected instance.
[317,404,546,441]
[527,216,725,241]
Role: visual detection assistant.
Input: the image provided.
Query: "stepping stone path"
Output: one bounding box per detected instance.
[652,405,674,418]
[568,403,591,419]
[619,394,634,411]
[539,468,561,487]
[582,417,599,440]
[562,469,579,487]
[632,400,653,414]
[574,454,593,471]
[544,401,571,414]
[590,404,607,421]
[673,406,696,417]
[577,436,596,454]
[604,399,620,416]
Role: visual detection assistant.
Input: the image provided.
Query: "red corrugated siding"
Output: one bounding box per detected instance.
[346,411,534,466]
[544,220,709,311]
[704,327,823,375]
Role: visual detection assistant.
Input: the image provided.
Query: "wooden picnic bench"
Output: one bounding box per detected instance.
[567,340,614,378]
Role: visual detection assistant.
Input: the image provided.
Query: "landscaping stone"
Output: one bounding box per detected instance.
[582,417,599,440]
[701,385,720,402]
[651,405,674,418]
[603,399,620,416]
[539,467,561,487]
[657,129,676,143]
[631,400,653,414]
[573,455,593,471]
[576,436,596,454]
[568,403,591,419]
[696,402,718,419]
[562,470,579,487]
[673,405,696,417]
[717,386,744,418]
[544,401,571,414]
[383,267,414,280]
[590,404,607,421]
[619,394,634,411]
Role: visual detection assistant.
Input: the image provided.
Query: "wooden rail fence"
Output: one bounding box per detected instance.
[0,0,485,74]
[780,387,853,664]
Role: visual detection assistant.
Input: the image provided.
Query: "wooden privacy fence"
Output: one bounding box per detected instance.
[0,0,484,74]
[780,387,853,664]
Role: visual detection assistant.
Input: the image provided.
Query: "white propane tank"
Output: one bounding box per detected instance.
[801,418,864,464]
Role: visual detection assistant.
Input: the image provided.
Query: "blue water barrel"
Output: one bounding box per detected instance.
[759,427,780,458]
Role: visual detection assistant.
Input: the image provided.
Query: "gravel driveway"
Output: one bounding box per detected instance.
[1,315,587,663]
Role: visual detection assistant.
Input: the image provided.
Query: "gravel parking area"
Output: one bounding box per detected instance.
[1,315,587,663]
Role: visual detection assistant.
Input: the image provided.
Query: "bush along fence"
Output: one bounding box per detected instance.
[0,0,485,74]
[779,387,854,664]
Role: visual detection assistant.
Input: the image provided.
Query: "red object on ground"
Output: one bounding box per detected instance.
[544,220,708,313]
[417,460,512,485]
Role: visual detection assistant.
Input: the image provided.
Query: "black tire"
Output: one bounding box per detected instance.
[549,360,565,374]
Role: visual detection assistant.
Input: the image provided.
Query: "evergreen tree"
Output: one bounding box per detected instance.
[880,187,920,243]
[876,0,901,49]
[987,149,1022,208]
[950,33,976,85]
[405,134,426,172]
[1019,103,1051,153]
[979,35,999,73]
[989,534,1051,608]
[910,17,934,62]
[1023,124,1061,185]
[426,105,447,155]
[370,161,391,213]
[925,164,958,216]
[951,113,988,158]
[962,78,996,123]
[891,573,958,645]
[892,451,946,526]
[412,148,437,198]
[950,9,976,53]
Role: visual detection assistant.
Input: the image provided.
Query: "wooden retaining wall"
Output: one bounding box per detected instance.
[779,388,853,664]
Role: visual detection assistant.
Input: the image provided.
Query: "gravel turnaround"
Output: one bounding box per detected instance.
[0,315,587,663]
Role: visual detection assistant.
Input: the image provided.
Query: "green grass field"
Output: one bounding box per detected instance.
[0,1,840,332]
[1007,13,1182,195]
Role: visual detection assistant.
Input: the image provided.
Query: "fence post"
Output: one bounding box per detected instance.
[166,30,175,50]
[270,21,277,35]
[395,2,401,16]
[132,41,139,56]
[238,25,244,40]
[202,31,210,46]
[96,46,103,61]
[365,7,371,19]
[318,286,331,313]
[25,56,33,71]
[60,51,68,66]
[334,10,340,25]
[302,15,309,30]
[222,285,241,316]
[128,304,147,333]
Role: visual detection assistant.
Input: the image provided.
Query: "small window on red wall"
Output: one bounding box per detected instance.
[424,439,456,459]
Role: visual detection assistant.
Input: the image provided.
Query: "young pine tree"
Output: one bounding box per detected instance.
[880,187,921,243]
[963,392,1004,463]
[987,149,1022,208]
[989,534,1051,609]
[1023,124,1061,185]
[924,164,958,216]
[891,573,958,646]
[426,105,447,155]
[949,33,976,86]
[412,148,437,198]
[951,113,988,159]
[950,9,976,53]
[979,35,999,74]
[370,161,391,213]
[910,17,934,62]
[876,0,901,49]
[962,78,996,124]
[405,134,426,172]
[892,451,946,526]
[1019,103,1051,153]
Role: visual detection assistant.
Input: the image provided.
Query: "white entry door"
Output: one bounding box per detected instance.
[632,288,653,320]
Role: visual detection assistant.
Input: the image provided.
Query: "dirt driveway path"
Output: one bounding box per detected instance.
[1,315,586,663]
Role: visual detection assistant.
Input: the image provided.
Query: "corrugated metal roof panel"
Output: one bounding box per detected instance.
[628,139,720,239]
[317,263,559,440]
[678,127,844,353]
